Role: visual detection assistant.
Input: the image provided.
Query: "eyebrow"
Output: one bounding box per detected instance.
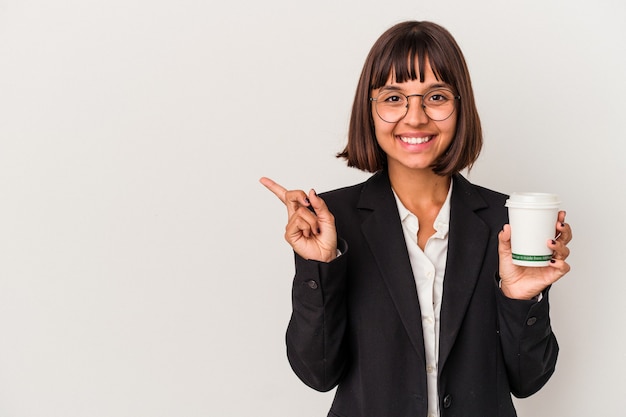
[378,82,451,92]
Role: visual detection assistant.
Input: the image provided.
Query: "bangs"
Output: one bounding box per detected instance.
[369,31,455,90]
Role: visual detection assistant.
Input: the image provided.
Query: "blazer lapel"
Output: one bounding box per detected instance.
[438,174,490,371]
[357,171,426,361]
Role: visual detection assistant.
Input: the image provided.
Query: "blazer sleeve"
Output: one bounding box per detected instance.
[285,239,349,392]
[496,282,559,398]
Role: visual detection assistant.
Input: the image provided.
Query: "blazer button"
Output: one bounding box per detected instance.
[526,317,537,326]
[306,280,319,290]
[443,394,452,408]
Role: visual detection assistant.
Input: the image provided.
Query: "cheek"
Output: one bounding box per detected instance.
[373,117,395,140]
[441,115,458,137]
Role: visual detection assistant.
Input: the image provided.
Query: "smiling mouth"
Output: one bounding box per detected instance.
[399,135,433,145]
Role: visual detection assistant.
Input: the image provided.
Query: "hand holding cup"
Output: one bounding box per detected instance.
[498,194,572,300]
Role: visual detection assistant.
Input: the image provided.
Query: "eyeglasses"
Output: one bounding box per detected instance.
[370,87,460,123]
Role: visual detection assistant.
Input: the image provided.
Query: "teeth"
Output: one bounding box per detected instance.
[399,136,432,144]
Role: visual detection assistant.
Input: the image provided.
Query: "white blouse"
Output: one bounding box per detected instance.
[393,183,452,417]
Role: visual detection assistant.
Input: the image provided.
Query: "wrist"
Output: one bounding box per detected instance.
[499,280,540,301]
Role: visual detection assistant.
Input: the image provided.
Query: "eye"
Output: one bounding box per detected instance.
[385,94,402,102]
[378,92,406,105]
[425,89,454,105]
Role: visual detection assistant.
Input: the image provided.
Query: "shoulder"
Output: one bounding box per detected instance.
[318,180,367,213]
[319,181,366,201]
[452,174,509,227]
[318,171,384,208]
[453,173,508,207]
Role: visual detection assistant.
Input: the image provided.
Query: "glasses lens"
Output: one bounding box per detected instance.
[423,88,457,121]
[374,91,407,123]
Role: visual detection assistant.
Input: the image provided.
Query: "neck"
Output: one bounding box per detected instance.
[388,165,452,213]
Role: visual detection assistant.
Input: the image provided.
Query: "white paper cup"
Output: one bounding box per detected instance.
[505,193,560,267]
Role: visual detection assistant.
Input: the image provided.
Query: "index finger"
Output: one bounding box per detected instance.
[259,177,288,204]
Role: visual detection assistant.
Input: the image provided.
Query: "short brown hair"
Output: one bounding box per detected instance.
[337,21,482,176]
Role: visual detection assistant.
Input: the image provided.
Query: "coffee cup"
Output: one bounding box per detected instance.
[505,193,560,267]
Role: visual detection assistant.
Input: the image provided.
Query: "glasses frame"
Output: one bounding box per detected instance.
[370,87,461,123]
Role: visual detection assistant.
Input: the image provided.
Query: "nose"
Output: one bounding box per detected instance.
[403,95,429,125]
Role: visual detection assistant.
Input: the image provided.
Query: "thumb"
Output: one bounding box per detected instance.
[499,224,511,242]
[498,224,512,257]
[308,189,334,223]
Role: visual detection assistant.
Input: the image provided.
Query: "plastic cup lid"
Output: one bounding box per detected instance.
[505,192,560,208]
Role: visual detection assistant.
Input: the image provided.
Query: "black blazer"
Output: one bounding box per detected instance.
[286,171,558,417]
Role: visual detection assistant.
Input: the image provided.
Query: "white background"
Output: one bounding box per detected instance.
[1,0,625,416]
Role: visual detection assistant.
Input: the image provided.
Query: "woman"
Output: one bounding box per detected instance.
[260,21,571,417]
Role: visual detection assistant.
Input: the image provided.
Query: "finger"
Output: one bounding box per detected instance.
[259,177,289,204]
[259,177,311,214]
[498,224,512,246]
[293,205,321,234]
[286,210,319,239]
[284,190,312,215]
[555,212,572,245]
[500,224,511,241]
[307,189,334,224]
[497,224,512,259]
[286,216,313,239]
[549,238,571,260]
[548,258,571,279]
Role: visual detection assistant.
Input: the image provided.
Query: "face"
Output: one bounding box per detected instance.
[371,59,458,175]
